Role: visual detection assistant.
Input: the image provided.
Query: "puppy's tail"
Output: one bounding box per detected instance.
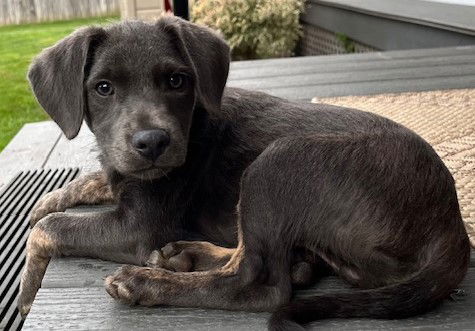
[269,242,470,331]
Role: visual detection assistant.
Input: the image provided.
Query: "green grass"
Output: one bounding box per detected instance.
[0,16,119,152]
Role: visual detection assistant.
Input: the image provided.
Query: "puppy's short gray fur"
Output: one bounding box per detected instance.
[19,17,470,330]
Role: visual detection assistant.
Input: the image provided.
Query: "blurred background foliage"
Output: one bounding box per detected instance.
[191,0,305,60]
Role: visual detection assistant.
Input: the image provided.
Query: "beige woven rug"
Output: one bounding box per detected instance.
[312,89,475,248]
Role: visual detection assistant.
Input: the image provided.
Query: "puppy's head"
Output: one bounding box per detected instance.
[28,17,230,179]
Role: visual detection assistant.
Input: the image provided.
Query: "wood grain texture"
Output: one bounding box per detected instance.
[0,121,60,189]
[27,248,475,330]
[248,75,475,100]
[42,258,122,289]
[43,124,101,173]
[228,54,475,81]
[229,46,475,70]
[24,287,269,331]
[229,47,475,100]
[229,63,475,91]
[24,268,475,330]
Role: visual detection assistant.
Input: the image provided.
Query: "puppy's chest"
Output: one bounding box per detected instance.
[193,210,239,246]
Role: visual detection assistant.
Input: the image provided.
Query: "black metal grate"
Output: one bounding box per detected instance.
[0,168,79,331]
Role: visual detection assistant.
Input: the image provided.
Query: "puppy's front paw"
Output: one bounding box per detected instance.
[105,265,169,306]
[30,189,66,227]
[18,225,57,317]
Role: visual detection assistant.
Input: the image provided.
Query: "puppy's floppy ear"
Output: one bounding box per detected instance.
[160,17,230,115]
[28,27,106,139]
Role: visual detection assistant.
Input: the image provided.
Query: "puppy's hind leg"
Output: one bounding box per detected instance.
[147,240,320,288]
[146,241,236,272]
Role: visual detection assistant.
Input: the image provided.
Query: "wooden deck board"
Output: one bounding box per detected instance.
[229,63,475,91]
[1,45,473,329]
[24,256,475,330]
[42,125,101,173]
[257,74,475,100]
[228,53,475,80]
[228,46,475,99]
[0,122,60,190]
[25,287,269,331]
[229,46,475,69]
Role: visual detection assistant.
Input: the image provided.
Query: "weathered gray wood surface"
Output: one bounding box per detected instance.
[1,46,474,330]
[227,45,475,100]
[42,125,101,173]
[0,125,99,190]
[23,254,475,330]
[231,63,475,91]
[228,53,475,80]
[0,122,60,190]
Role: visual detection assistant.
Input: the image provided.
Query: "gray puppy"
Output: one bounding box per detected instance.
[19,17,470,330]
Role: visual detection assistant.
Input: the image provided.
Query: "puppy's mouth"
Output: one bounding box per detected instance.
[128,166,172,180]
[107,140,187,180]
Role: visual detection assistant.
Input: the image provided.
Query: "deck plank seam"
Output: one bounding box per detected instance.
[40,132,63,169]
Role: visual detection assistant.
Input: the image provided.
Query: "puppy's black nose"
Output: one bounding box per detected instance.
[132,129,170,161]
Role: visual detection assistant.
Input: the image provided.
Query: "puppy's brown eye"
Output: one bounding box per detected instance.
[95,81,114,96]
[169,73,185,89]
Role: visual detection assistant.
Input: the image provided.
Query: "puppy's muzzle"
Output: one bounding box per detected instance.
[132,129,170,162]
